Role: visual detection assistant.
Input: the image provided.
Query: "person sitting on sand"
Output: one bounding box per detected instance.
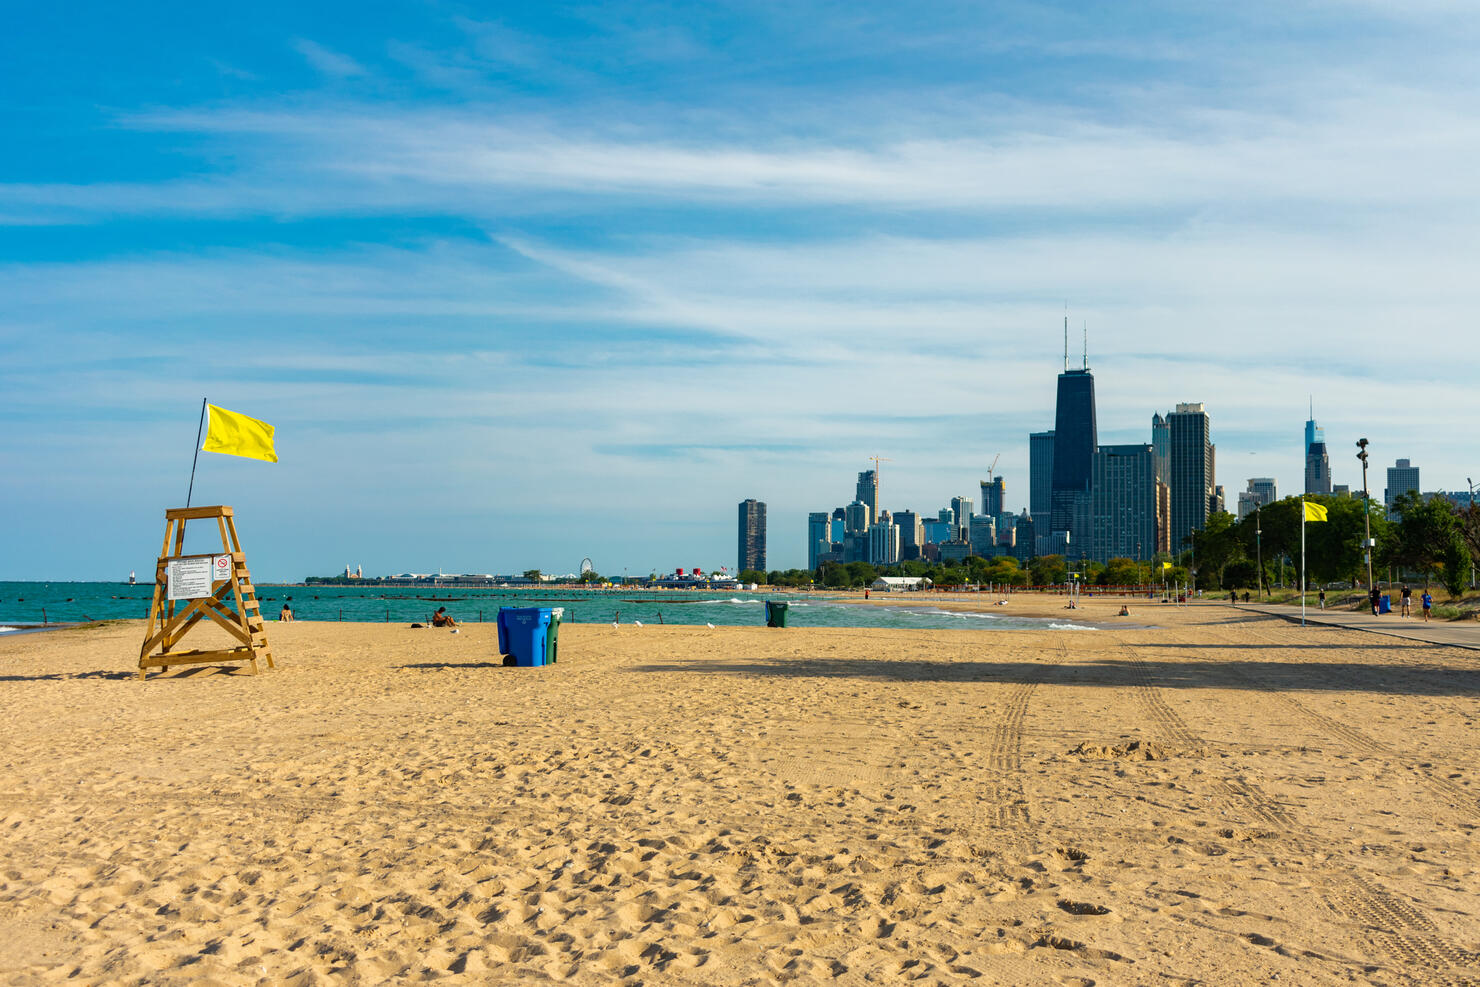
[431,607,458,628]
[279,604,294,622]
[1118,605,1130,616]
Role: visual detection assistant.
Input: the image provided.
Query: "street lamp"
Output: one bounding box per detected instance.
[1255,503,1263,601]
[1357,439,1375,600]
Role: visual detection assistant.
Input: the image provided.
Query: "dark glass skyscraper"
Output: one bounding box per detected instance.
[737,499,766,573]
[1050,368,1097,540]
[980,476,1005,519]
[1168,403,1212,552]
[1029,430,1055,519]
[1090,444,1158,563]
[855,470,878,526]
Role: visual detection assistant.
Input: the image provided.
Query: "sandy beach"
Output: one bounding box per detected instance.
[2,603,1478,984]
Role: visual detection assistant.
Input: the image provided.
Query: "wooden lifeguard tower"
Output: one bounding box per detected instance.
[138,505,274,679]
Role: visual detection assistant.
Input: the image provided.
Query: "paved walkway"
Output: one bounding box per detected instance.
[1234,601,1480,651]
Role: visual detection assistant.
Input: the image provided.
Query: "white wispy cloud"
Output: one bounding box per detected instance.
[292,38,368,78]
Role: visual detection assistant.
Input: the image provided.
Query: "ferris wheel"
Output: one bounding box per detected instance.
[580,558,594,576]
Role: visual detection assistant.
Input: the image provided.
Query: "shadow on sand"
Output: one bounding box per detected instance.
[628,653,1480,697]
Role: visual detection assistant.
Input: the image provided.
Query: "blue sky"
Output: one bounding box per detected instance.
[3,1,1478,579]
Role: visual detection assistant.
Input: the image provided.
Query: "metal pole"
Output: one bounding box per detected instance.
[1255,504,1263,600]
[1358,439,1374,600]
[1301,504,1307,627]
[186,398,207,508]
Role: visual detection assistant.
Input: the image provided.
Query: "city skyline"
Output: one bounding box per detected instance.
[3,2,1478,580]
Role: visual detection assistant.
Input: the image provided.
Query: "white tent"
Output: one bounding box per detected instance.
[870,576,930,592]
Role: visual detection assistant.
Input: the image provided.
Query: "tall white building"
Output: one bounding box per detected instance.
[868,518,901,565]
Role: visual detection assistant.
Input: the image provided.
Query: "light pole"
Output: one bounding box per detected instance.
[1255,504,1263,601]
[1357,439,1375,599]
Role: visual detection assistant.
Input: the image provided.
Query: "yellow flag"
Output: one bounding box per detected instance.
[201,404,277,462]
[1303,501,1328,522]
[1161,561,1173,570]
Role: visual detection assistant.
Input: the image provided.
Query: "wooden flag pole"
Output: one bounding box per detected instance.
[186,398,207,509]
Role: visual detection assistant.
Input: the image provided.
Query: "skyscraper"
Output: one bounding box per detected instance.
[1168,403,1213,552]
[980,476,1005,520]
[1304,407,1331,495]
[1385,459,1420,510]
[1151,413,1170,483]
[807,512,830,570]
[969,514,997,557]
[1090,444,1158,564]
[1050,368,1097,538]
[868,516,900,565]
[894,509,923,561]
[1237,477,1277,519]
[950,496,974,540]
[737,499,766,573]
[855,470,878,526]
[1029,430,1055,519]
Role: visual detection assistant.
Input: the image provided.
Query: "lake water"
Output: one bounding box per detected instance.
[0,583,1097,633]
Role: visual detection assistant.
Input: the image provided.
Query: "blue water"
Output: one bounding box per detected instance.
[0,583,1097,632]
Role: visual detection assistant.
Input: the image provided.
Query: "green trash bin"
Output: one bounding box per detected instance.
[545,608,563,664]
[765,600,789,628]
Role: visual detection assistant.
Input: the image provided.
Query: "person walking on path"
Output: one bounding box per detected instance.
[1400,585,1412,617]
[1421,590,1433,621]
[1318,589,1326,610]
[1369,585,1382,616]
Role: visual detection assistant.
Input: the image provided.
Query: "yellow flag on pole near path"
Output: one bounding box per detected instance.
[1161,561,1173,570]
[1303,501,1328,522]
[201,404,277,462]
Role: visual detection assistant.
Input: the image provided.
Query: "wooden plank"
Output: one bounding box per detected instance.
[141,596,217,654]
[141,648,255,669]
[201,604,252,644]
[165,505,233,520]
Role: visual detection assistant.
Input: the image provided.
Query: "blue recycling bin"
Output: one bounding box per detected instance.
[497,607,552,667]
[1379,594,1391,614]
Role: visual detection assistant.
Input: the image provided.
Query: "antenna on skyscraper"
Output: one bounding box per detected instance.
[1082,320,1088,369]
[1063,302,1069,372]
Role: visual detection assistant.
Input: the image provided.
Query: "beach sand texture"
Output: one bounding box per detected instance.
[2,604,1478,985]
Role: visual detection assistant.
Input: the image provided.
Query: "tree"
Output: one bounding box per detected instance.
[1440,535,1471,599]
[1385,492,1461,589]
[1187,512,1244,588]
[1458,502,1480,579]
[1028,554,1067,586]
[578,569,602,584]
[1099,557,1141,586]
[523,569,542,582]
[738,568,766,585]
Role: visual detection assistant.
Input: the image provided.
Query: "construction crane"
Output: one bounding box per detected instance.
[986,453,1000,483]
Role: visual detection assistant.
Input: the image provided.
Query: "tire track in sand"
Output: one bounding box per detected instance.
[977,638,1066,828]
[1187,617,1480,981]
[1324,876,1480,985]
[1106,633,1298,828]
[1209,622,1479,819]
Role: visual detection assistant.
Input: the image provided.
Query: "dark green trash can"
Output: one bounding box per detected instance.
[765,600,789,627]
[545,608,563,664]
